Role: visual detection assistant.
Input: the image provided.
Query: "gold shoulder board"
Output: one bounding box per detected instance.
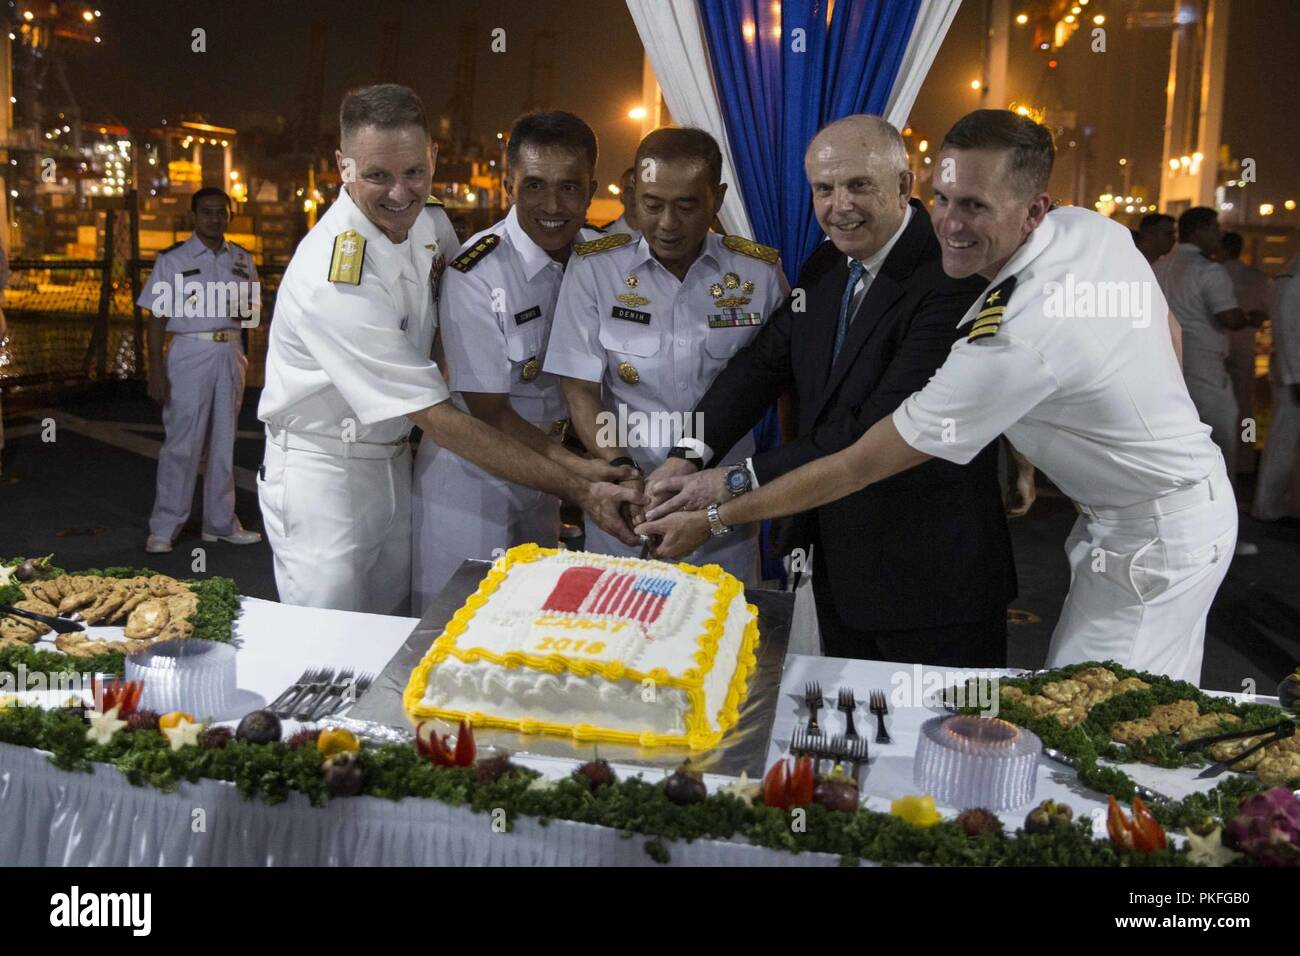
[722,235,779,264]
[449,233,500,273]
[574,232,633,257]
[967,276,1018,341]
[328,229,366,285]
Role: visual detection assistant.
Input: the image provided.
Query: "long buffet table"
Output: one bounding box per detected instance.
[0,595,1270,866]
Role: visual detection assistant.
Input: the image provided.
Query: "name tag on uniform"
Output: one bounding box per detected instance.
[514,305,542,325]
[232,268,250,280]
[707,311,762,328]
[611,306,651,324]
[181,269,200,278]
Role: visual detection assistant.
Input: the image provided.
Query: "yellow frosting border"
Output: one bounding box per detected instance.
[402,543,760,751]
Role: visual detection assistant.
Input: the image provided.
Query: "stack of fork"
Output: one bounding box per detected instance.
[267,668,375,721]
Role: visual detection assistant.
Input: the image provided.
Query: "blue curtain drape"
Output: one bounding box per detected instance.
[698,0,922,580]
[700,0,923,279]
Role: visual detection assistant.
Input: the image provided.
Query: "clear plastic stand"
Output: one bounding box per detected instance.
[126,639,238,719]
[913,714,1041,811]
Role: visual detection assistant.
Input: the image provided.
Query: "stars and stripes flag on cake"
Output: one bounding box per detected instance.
[541,566,677,625]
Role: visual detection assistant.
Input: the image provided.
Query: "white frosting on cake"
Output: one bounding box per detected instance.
[403,546,760,750]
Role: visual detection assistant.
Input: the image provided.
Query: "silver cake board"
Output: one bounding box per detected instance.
[349,559,794,778]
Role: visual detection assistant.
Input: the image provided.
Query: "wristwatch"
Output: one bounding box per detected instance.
[706,503,732,537]
[725,463,752,497]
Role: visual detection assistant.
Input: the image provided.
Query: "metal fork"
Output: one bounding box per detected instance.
[268,668,324,717]
[309,670,375,720]
[297,669,352,720]
[869,689,892,744]
[276,668,333,719]
[837,687,859,739]
[804,681,823,736]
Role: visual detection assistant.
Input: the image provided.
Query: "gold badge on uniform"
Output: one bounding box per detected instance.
[625,274,639,288]
[521,358,541,382]
[711,273,751,309]
[742,280,754,293]
[615,292,650,307]
[426,242,446,298]
[617,362,640,385]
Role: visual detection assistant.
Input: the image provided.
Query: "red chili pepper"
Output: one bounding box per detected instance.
[788,755,815,807]
[1130,795,1167,852]
[452,719,476,767]
[415,721,455,766]
[91,676,143,717]
[1106,795,1134,849]
[762,757,790,809]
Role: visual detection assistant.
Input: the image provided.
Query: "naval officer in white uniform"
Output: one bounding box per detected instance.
[545,128,787,584]
[411,111,626,611]
[141,187,261,553]
[641,110,1235,684]
[1254,253,1300,521]
[257,84,643,615]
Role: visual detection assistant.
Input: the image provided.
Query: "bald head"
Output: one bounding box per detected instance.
[805,115,912,260]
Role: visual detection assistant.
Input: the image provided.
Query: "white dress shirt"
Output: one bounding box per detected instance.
[894,207,1222,509]
[258,188,451,444]
[1153,242,1239,359]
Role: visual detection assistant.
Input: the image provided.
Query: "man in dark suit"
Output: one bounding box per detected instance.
[643,115,1017,666]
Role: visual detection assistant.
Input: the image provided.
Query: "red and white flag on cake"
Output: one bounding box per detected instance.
[542,566,677,625]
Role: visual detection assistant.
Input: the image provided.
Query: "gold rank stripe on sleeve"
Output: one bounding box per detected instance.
[327,229,366,285]
[967,320,1003,341]
[449,233,500,273]
[573,232,633,257]
[967,275,1018,340]
[721,234,779,263]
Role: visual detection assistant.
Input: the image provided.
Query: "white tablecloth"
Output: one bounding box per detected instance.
[0,597,1263,865]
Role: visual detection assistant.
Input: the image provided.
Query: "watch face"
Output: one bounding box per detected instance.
[727,469,748,494]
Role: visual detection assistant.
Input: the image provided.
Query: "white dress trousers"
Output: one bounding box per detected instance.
[150,335,247,539]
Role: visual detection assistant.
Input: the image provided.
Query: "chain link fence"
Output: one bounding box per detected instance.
[0,210,285,412]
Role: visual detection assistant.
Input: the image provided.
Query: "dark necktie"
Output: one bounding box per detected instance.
[832,259,867,361]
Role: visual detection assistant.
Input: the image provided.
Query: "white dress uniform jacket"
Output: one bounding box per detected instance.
[894,208,1235,683]
[1254,254,1300,520]
[137,233,259,541]
[409,209,599,612]
[1154,243,1242,474]
[257,189,453,614]
[545,231,787,583]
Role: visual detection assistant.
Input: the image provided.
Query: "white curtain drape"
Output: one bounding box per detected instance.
[624,0,755,237]
[884,0,963,128]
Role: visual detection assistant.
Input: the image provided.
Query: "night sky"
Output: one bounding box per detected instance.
[56,0,1300,212]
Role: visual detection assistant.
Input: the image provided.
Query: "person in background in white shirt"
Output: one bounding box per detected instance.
[1217,231,1271,484]
[140,188,261,554]
[1132,212,1175,265]
[1253,253,1300,521]
[641,109,1235,684]
[1153,207,1256,556]
[605,167,639,236]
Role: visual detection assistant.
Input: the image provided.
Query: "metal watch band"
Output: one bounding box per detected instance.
[707,503,732,536]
